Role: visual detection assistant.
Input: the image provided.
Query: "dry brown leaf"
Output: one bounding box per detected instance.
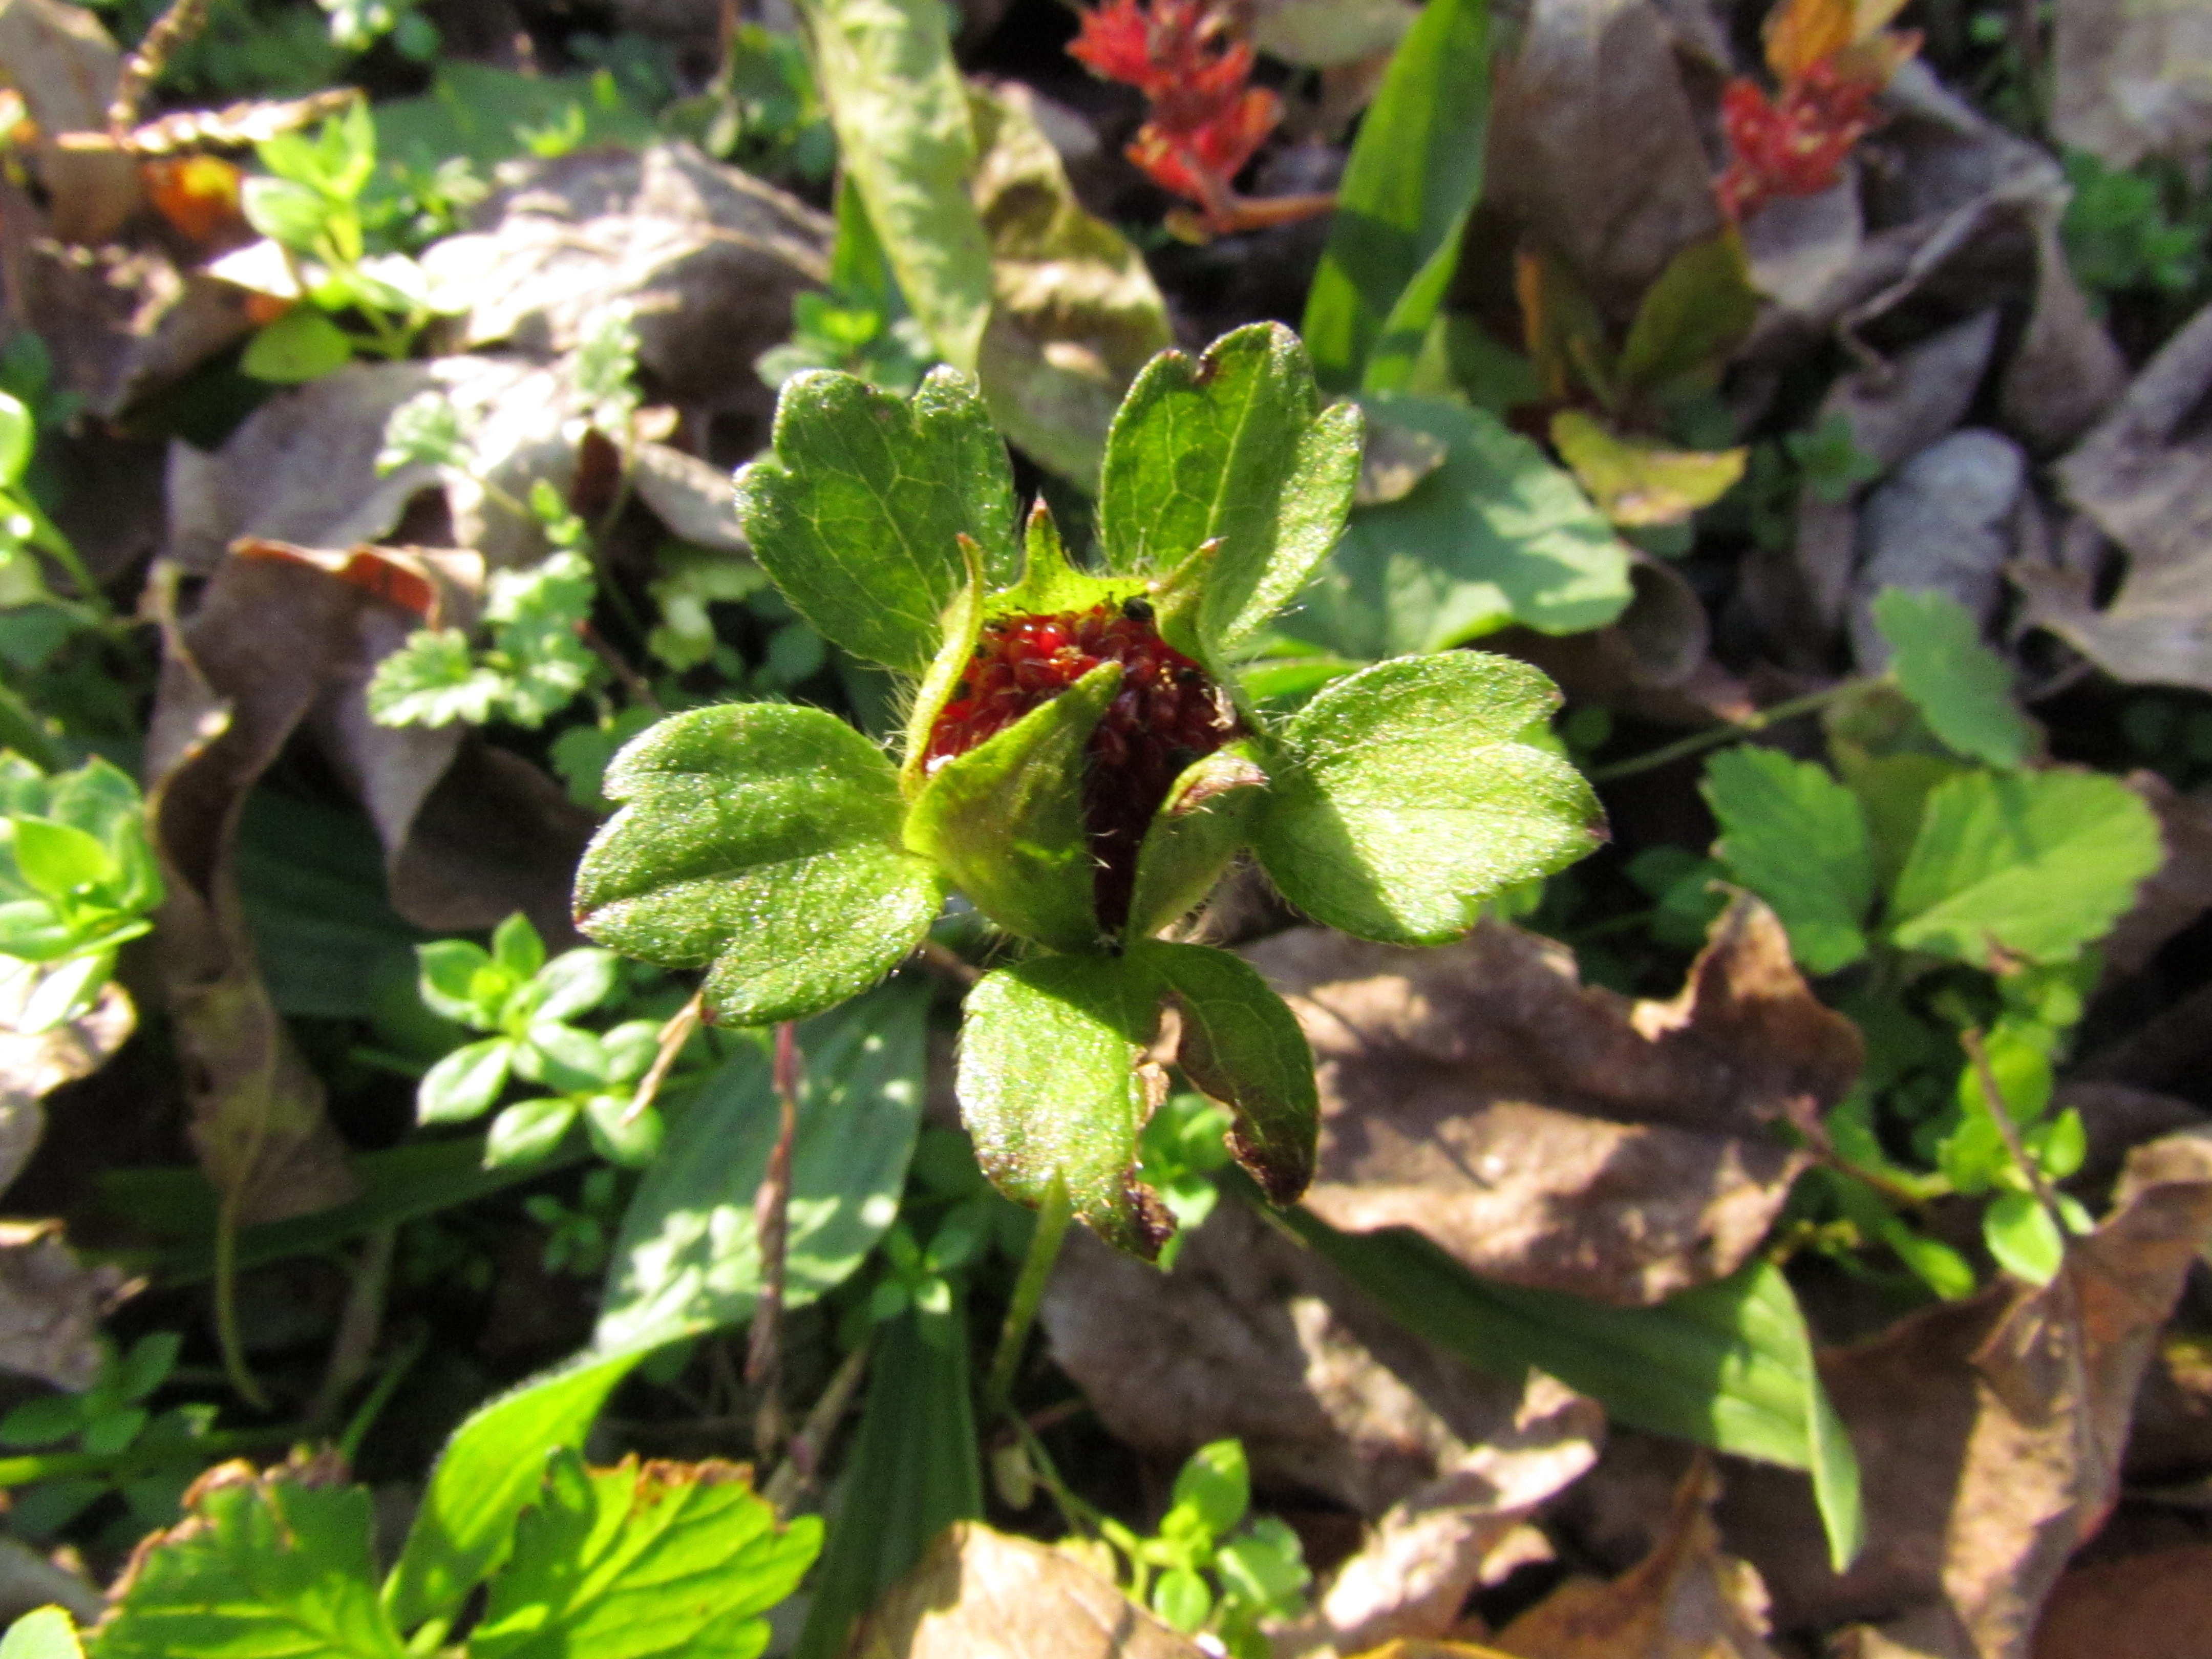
[2022,300,2212,691]
[1244,898,1858,1306]
[2052,0,2212,167]
[1043,1199,1600,1517]
[1711,1130,2212,1656]
[851,1522,1205,1659]
[0,982,134,1197]
[0,1219,133,1390]
[1494,1459,1783,1659]
[1484,0,1722,325]
[0,0,139,242]
[419,141,827,414]
[1847,429,2026,671]
[1346,1643,1525,1659]
[2029,1543,2212,1659]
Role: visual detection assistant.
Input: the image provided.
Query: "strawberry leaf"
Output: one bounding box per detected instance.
[1253,651,1603,943]
[574,704,940,1025]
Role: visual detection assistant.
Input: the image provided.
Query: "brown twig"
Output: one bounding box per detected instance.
[746,1022,802,1457]
[621,990,703,1126]
[761,1331,873,1514]
[919,938,981,988]
[579,621,665,716]
[108,0,216,136]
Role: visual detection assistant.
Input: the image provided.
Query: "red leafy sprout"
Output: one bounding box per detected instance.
[1068,0,1333,240]
[925,598,1237,933]
[1716,0,1920,222]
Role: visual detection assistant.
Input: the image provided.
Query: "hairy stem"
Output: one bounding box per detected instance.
[986,1180,1073,1416]
[1586,680,1867,784]
[747,1022,802,1456]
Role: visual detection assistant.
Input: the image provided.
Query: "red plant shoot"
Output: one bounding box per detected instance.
[925,598,1236,933]
[1716,0,1919,222]
[1068,0,1333,241]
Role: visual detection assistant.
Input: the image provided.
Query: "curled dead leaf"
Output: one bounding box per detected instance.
[1494,1458,1783,1659]
[0,981,134,1197]
[852,1522,1206,1659]
[0,1219,135,1390]
[1244,898,1859,1305]
[1044,1199,1599,1519]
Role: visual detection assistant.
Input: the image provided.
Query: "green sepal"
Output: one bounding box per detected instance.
[904,661,1119,952]
[1098,324,1364,655]
[573,704,941,1025]
[899,536,986,799]
[956,952,1174,1258]
[1252,651,1604,944]
[1133,939,1317,1204]
[1123,743,1267,941]
[733,367,1018,673]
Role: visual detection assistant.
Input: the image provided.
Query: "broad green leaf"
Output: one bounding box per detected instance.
[1124,745,1268,941]
[1253,652,1602,944]
[958,952,1171,1257]
[97,1465,404,1658]
[967,84,1173,487]
[240,307,355,385]
[574,704,941,1025]
[790,1304,980,1659]
[1296,395,1633,656]
[1871,588,2033,769]
[384,1346,651,1631]
[0,396,32,490]
[492,913,544,980]
[1097,325,1362,656]
[796,0,994,373]
[9,818,114,900]
[1549,411,1746,528]
[1301,0,1491,393]
[528,949,621,1024]
[416,940,495,1025]
[595,984,926,1351]
[240,179,330,250]
[1701,747,1877,974]
[417,1036,514,1124]
[0,1609,79,1659]
[904,662,1116,952]
[1290,1211,1863,1571]
[1613,230,1761,397]
[1153,1570,1211,1633]
[1983,1192,2064,1285]
[1135,940,1317,1205]
[1171,1440,1249,1538]
[733,368,1016,673]
[485,1098,579,1167]
[1889,770,2163,967]
[470,1451,819,1659]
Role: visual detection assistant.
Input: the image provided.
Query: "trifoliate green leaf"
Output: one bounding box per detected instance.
[732,368,1017,673]
[1701,746,1877,974]
[956,952,1172,1257]
[470,1451,819,1659]
[1134,940,1316,1204]
[1252,652,1603,944]
[903,662,1118,952]
[1871,587,2033,769]
[1097,324,1363,655]
[93,1461,405,1659]
[575,704,941,1025]
[1889,769,2163,967]
[365,629,506,728]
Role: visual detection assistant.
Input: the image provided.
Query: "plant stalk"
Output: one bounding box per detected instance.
[1586,680,1867,784]
[985,1180,1073,1416]
[746,1021,803,1455]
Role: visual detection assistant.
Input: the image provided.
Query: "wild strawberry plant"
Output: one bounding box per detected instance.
[571,323,1604,1256]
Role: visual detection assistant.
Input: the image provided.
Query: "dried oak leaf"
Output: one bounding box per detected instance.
[0,0,138,242]
[0,981,133,1197]
[1712,1130,2212,1657]
[419,141,827,413]
[2023,301,2212,693]
[1483,0,1724,325]
[2052,0,2212,168]
[0,1219,134,1390]
[2029,1543,2212,1659]
[1044,1198,1600,1519]
[852,1522,1204,1659]
[1494,1457,1784,1659]
[1243,898,1859,1306]
[2096,772,2212,976]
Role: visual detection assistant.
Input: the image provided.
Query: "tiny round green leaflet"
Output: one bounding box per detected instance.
[573,323,1605,1258]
